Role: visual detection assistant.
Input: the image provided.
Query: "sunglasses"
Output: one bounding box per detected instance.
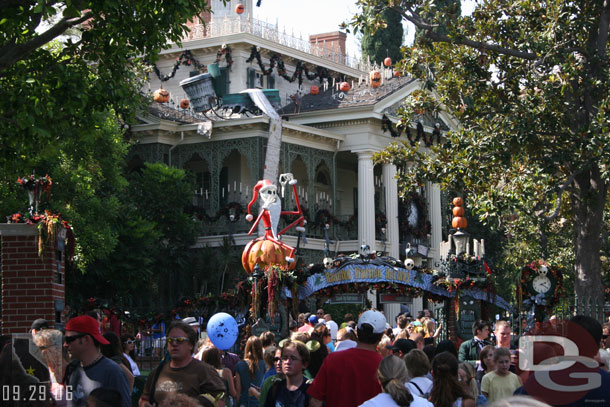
[603,335,608,340]
[64,333,87,343]
[124,340,135,344]
[273,357,281,362]
[167,336,189,344]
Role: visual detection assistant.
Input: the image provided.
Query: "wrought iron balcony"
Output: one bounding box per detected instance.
[182,16,366,70]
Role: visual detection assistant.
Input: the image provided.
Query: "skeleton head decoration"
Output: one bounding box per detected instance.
[405,258,415,270]
[538,265,548,276]
[259,184,278,208]
[323,257,334,269]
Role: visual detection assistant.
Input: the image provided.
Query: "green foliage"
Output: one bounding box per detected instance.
[351,0,610,305]
[1,1,217,279]
[68,163,199,306]
[361,7,404,66]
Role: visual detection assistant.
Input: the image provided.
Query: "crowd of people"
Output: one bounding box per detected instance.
[4,307,610,407]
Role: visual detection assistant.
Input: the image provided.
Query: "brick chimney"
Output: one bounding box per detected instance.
[1,224,66,334]
[309,32,347,57]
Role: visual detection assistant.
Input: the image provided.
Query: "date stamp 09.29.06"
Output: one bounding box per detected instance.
[2,384,73,402]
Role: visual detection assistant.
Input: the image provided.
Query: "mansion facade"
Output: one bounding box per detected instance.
[129,0,458,319]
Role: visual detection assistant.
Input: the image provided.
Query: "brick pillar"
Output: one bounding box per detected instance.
[1,224,65,335]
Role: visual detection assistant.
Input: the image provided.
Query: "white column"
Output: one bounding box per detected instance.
[427,181,443,265]
[383,164,399,258]
[357,151,377,309]
[357,151,376,251]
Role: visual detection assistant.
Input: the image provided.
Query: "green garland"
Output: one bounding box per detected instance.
[245,46,336,87]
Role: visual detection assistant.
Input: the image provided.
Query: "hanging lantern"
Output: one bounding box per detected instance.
[153,88,170,103]
[235,3,245,14]
[369,70,382,88]
[179,98,190,109]
[384,57,392,67]
[310,85,319,95]
[339,81,350,92]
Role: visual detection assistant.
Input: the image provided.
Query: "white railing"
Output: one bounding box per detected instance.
[183,16,367,71]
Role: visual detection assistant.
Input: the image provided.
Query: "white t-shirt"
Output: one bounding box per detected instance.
[326,320,339,341]
[405,376,433,398]
[123,353,141,377]
[360,392,433,407]
[334,339,357,352]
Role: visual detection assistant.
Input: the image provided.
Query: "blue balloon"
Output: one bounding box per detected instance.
[207,312,239,350]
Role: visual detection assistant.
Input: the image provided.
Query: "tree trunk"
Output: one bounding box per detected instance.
[571,166,606,320]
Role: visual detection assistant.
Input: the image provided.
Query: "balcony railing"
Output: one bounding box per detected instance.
[183,16,367,71]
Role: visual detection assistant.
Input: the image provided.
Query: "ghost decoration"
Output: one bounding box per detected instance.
[405,258,415,270]
[538,265,548,276]
[323,257,334,269]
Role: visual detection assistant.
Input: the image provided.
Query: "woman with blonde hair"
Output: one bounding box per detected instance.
[235,336,266,407]
[359,355,432,407]
[458,362,479,398]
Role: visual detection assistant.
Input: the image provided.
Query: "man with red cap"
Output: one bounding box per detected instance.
[63,315,131,407]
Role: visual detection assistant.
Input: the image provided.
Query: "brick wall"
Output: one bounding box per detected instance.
[1,224,65,335]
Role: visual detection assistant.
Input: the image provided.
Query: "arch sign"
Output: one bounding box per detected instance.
[287,262,513,310]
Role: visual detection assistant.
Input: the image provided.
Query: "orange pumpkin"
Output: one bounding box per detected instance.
[452,217,468,229]
[153,88,170,103]
[179,98,190,109]
[395,70,402,77]
[241,238,296,274]
[384,57,392,67]
[369,70,381,88]
[310,85,319,95]
[235,3,245,14]
[452,206,465,217]
[339,82,350,92]
[452,197,463,206]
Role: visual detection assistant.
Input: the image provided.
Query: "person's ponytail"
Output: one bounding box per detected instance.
[384,378,414,406]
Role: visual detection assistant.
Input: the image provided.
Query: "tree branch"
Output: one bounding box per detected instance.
[390,6,538,60]
[541,171,576,222]
[0,10,93,73]
[597,0,610,58]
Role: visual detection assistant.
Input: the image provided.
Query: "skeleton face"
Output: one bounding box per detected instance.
[323,257,333,269]
[538,265,548,276]
[405,258,415,270]
[260,186,278,205]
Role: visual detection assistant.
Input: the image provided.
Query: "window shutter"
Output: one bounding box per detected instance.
[267,75,275,89]
[247,67,256,88]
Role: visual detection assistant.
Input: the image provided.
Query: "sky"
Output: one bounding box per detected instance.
[252,0,476,58]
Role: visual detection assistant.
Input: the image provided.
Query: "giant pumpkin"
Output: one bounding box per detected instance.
[241,237,296,274]
[153,88,170,103]
[370,70,381,88]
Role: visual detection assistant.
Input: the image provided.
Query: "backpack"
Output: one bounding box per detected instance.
[409,380,431,400]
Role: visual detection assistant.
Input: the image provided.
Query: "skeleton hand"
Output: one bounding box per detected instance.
[279,173,294,186]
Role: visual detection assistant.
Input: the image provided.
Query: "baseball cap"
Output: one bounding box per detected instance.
[182,317,199,327]
[308,315,318,325]
[30,319,50,332]
[391,338,416,354]
[65,315,109,345]
[357,310,387,334]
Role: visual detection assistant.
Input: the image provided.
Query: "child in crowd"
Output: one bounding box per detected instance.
[481,347,522,405]
[264,340,311,407]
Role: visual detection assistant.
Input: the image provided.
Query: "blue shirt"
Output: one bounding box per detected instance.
[236,359,266,407]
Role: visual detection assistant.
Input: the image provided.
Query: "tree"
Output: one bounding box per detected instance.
[1,1,218,271]
[349,0,610,317]
[125,163,199,306]
[361,7,404,66]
